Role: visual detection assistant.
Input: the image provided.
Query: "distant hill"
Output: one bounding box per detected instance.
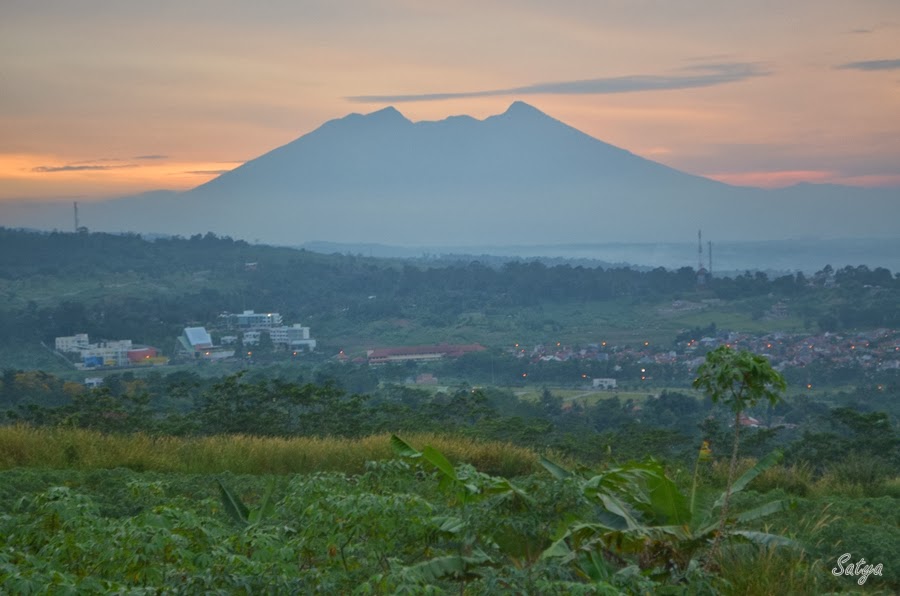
[4,102,899,245]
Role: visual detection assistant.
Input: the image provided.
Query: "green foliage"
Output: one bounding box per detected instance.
[693,346,786,415]
[541,450,794,585]
[0,444,896,593]
[693,346,787,561]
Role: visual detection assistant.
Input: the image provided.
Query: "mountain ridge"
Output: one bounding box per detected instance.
[3,102,898,245]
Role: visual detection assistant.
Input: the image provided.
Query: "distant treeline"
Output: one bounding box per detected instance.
[1,228,898,349]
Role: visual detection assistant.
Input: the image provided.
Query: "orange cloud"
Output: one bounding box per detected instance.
[0,154,241,201]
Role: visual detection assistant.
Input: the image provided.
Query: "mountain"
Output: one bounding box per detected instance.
[6,102,900,245]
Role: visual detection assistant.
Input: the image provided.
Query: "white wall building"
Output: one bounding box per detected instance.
[592,378,617,389]
[81,340,133,367]
[220,310,283,329]
[55,333,90,353]
[268,324,316,350]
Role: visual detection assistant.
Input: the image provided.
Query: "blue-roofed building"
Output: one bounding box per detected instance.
[179,326,233,360]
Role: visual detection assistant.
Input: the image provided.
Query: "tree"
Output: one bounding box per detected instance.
[692,346,785,563]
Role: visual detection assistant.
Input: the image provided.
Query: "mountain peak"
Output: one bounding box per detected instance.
[366,105,409,123]
[502,101,546,118]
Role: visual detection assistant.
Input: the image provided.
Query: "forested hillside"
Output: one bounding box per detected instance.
[2,228,898,366]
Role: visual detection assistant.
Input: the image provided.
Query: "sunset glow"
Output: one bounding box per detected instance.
[1,1,899,202]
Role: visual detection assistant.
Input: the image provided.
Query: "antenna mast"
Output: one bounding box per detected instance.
[697,229,703,271]
[73,202,79,232]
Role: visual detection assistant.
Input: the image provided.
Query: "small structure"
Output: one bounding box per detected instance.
[242,331,261,346]
[592,378,617,390]
[179,327,234,360]
[415,373,439,385]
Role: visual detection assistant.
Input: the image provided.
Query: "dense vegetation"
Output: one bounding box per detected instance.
[1,429,897,593]
[1,228,898,592]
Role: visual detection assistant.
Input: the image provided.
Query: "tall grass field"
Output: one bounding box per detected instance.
[0,424,540,477]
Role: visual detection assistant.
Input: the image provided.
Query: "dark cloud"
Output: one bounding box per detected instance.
[32,164,137,173]
[836,58,900,71]
[347,62,769,103]
[184,169,230,176]
[134,154,168,160]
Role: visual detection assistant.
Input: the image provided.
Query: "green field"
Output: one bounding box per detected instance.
[0,427,896,594]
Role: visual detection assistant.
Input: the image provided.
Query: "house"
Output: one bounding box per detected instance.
[415,373,439,385]
[592,378,617,389]
[738,414,762,428]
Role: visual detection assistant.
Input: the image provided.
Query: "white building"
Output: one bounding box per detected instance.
[56,333,90,353]
[81,340,133,367]
[220,310,283,329]
[592,378,617,389]
[242,331,261,346]
[58,334,133,367]
[268,324,317,351]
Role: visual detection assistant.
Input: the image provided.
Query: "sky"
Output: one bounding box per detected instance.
[1,0,899,202]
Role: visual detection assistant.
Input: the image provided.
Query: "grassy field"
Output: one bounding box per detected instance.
[510,386,690,405]
[0,425,542,478]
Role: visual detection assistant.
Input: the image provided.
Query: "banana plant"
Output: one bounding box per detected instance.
[216,477,277,527]
[390,434,531,507]
[541,450,796,579]
[389,435,535,587]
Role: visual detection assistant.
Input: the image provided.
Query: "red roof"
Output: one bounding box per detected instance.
[368,344,485,359]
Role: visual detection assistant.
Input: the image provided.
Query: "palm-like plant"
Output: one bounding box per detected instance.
[692,346,786,562]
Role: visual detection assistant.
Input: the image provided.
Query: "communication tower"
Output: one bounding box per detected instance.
[697,229,703,271]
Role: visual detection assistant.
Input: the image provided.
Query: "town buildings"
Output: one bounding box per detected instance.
[55,333,166,369]
[217,310,317,352]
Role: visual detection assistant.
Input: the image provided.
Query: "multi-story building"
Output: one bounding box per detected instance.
[81,339,133,367]
[55,333,90,353]
[58,334,166,369]
[268,324,317,351]
[219,310,283,329]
